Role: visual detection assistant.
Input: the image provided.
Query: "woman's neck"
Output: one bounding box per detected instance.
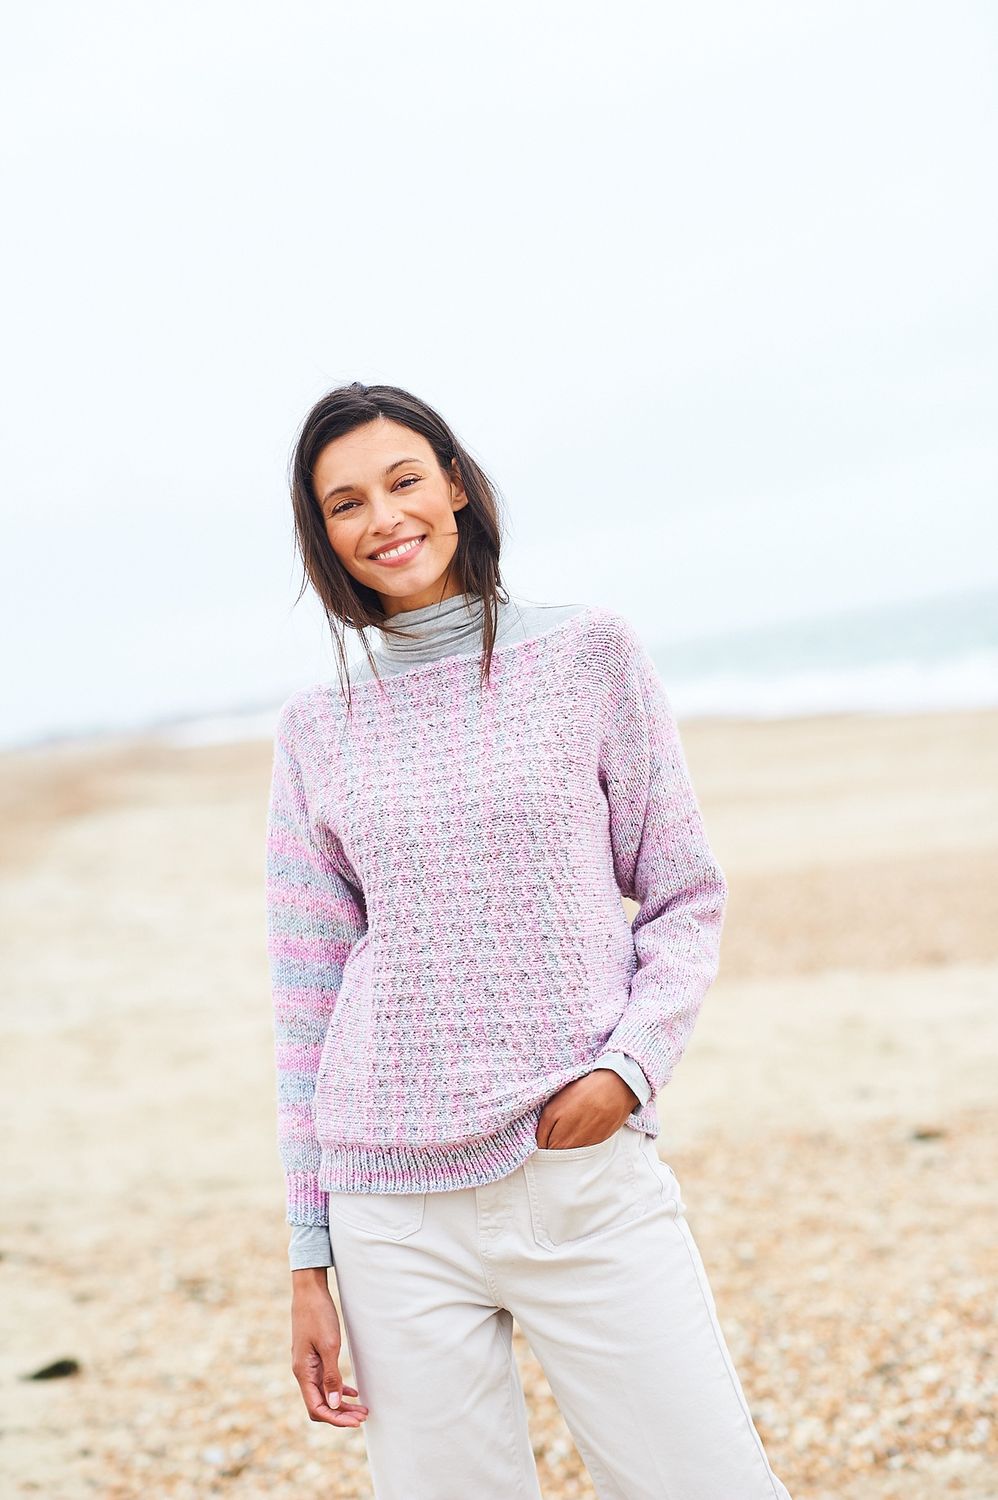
[373,591,492,668]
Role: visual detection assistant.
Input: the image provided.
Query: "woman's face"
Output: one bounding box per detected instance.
[313,418,469,616]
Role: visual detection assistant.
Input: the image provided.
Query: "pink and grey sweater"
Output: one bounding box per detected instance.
[265,592,728,1267]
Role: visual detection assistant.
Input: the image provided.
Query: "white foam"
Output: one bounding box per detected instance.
[152,709,285,747]
[668,650,998,719]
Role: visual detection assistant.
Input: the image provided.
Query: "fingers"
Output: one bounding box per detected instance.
[291,1326,369,1428]
[298,1374,370,1428]
[302,1377,370,1426]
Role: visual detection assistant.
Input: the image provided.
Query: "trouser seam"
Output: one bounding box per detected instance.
[499,1312,538,1500]
[669,1215,786,1498]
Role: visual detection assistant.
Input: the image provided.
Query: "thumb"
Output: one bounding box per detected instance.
[323,1363,342,1408]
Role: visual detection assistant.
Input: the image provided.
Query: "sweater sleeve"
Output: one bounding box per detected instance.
[596,616,728,1097]
[265,696,367,1229]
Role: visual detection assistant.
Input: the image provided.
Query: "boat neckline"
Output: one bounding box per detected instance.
[327,603,600,696]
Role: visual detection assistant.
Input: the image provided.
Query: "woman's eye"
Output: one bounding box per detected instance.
[328,476,419,518]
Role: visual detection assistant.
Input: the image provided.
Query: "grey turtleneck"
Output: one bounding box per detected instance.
[350,589,580,680]
[289,590,653,1272]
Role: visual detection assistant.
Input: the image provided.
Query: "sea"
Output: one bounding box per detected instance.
[7,582,997,752]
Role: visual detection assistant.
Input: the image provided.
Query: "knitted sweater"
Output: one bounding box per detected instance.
[265,592,728,1269]
[280,594,651,1270]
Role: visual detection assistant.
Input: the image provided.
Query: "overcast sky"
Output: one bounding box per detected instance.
[2,1,995,742]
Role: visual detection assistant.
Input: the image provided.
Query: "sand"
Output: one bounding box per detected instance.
[1,707,996,1498]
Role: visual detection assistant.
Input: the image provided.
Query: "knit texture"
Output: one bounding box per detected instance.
[265,604,728,1223]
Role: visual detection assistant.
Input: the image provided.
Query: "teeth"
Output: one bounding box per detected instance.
[373,536,423,560]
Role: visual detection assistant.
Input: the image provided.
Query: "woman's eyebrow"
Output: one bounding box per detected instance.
[321,457,425,505]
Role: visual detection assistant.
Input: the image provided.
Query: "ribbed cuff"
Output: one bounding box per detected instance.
[285,1170,329,1227]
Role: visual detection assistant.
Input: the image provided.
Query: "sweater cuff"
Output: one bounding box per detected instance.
[590,1050,653,1110]
[286,1172,329,1229]
[289,1222,334,1270]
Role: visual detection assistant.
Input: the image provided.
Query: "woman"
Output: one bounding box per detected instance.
[265,381,793,1499]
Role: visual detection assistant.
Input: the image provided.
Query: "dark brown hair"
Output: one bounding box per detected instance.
[287,382,509,709]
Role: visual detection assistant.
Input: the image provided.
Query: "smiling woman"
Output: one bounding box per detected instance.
[268,379,794,1499]
[287,382,508,709]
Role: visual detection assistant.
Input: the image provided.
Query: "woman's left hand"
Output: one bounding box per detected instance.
[535,1069,639,1149]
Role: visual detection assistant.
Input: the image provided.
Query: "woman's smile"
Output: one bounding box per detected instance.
[367,533,428,566]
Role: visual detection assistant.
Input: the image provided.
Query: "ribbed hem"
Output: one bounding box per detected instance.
[319,1102,659,1194]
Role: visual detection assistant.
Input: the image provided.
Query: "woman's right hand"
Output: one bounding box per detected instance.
[290,1273,369,1429]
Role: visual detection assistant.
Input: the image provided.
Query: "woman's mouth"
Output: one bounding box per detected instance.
[368,534,427,566]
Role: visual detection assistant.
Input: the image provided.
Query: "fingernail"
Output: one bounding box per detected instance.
[327,1391,340,1407]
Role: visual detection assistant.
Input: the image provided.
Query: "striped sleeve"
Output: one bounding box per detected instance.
[597,615,728,1096]
[265,696,367,1228]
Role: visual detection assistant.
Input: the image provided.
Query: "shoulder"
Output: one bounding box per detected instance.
[271,682,338,750]
[505,595,643,659]
[576,603,645,649]
[564,604,649,675]
[563,607,668,723]
[506,601,654,713]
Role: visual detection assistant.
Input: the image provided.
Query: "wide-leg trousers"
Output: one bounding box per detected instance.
[327,1122,794,1499]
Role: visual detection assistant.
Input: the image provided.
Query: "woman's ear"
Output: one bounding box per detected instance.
[449,460,470,510]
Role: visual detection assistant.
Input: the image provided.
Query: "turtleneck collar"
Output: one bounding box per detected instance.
[373,591,491,667]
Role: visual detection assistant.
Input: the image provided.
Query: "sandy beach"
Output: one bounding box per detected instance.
[1,706,996,1499]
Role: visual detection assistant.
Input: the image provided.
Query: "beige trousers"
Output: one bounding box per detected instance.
[327,1122,793,1499]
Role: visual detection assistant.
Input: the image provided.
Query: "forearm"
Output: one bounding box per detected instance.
[291,1266,331,1293]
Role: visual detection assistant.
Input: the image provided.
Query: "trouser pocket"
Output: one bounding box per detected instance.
[326,1189,426,1240]
[523,1125,648,1250]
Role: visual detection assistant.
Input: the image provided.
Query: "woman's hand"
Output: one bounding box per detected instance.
[535,1069,639,1149]
[290,1273,369,1428]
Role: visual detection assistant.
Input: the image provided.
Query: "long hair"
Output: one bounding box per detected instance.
[288,381,509,710]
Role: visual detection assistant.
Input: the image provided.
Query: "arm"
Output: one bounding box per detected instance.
[597,616,728,1097]
[266,696,367,1232]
